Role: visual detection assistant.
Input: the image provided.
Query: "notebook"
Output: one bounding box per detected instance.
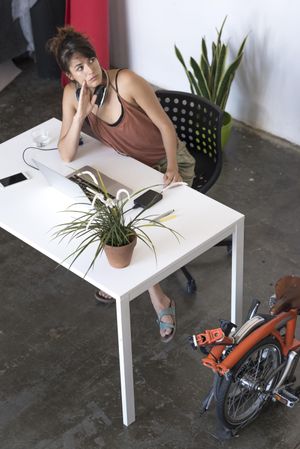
[33,159,132,202]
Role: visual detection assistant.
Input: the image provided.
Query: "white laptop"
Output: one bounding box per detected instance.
[33,159,132,202]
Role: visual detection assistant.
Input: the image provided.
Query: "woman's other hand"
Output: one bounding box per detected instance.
[163,168,182,186]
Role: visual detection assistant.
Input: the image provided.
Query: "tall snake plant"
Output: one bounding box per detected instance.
[175,17,247,111]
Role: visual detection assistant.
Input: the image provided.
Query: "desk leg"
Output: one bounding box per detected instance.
[115,295,135,426]
[231,218,244,326]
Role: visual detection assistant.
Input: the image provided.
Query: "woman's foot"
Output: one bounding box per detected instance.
[94,289,115,304]
[149,285,176,342]
[156,298,176,343]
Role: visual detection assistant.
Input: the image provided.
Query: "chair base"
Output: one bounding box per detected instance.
[180,237,232,294]
[181,266,197,294]
[215,238,232,255]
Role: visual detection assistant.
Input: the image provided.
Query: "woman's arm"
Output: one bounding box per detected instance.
[58,81,96,162]
[118,70,182,184]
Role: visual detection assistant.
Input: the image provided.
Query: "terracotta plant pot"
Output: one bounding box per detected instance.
[104,235,137,268]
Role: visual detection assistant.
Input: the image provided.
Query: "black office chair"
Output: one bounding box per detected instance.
[156,89,232,293]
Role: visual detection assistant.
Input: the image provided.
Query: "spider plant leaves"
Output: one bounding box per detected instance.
[52,183,182,276]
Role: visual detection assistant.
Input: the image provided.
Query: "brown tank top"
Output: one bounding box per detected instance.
[87,70,166,166]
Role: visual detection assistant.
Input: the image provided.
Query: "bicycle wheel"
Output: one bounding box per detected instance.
[216,337,282,430]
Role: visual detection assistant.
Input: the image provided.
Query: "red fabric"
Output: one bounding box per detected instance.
[62,0,109,86]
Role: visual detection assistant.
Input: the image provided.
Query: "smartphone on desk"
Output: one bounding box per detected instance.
[0,172,29,188]
[133,189,163,209]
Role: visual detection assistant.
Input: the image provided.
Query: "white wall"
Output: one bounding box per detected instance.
[109,0,300,145]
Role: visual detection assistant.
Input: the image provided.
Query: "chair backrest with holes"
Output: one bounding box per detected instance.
[156,90,224,194]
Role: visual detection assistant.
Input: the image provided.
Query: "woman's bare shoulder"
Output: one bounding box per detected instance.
[108,68,142,86]
[113,69,152,100]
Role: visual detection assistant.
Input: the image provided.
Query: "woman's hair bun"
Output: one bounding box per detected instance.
[47,26,96,73]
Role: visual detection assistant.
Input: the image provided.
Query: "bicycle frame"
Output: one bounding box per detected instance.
[200,309,300,376]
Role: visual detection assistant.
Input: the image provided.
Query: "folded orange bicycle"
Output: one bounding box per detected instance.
[189,275,300,438]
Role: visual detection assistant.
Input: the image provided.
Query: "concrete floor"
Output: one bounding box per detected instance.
[1,58,300,449]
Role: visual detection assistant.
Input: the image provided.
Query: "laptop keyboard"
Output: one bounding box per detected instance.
[69,174,115,201]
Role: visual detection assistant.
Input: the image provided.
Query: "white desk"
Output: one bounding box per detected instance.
[0,118,244,426]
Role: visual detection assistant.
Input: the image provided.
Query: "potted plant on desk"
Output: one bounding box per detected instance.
[53,174,180,273]
[175,16,247,148]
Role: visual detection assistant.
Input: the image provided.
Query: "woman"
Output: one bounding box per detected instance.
[48,27,195,343]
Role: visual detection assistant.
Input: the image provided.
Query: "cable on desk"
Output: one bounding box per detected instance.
[22,146,58,170]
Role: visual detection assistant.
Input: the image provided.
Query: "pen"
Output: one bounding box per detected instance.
[154,209,175,221]
[159,215,176,223]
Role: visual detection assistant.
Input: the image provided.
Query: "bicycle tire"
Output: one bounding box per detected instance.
[216,337,282,430]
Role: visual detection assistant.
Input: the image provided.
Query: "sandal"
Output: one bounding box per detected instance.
[94,289,115,304]
[156,299,176,343]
